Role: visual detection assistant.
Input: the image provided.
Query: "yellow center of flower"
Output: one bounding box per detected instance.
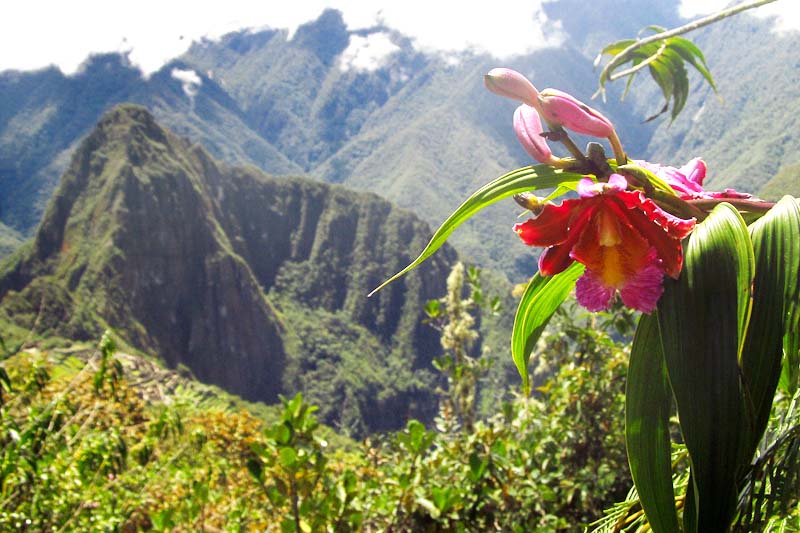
[597,208,622,247]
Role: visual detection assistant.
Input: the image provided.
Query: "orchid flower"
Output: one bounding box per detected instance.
[513,175,696,313]
[636,157,754,200]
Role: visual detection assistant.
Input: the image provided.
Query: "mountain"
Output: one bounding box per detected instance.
[1,4,797,279]
[0,105,457,435]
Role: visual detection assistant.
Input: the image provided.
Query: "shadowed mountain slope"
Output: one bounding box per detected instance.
[0,105,456,434]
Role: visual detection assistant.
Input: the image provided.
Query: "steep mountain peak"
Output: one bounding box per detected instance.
[291,8,350,66]
[0,106,455,432]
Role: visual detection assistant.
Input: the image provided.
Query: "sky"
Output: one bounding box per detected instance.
[1,0,797,75]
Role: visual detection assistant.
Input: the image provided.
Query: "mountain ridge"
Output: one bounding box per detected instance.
[1,3,797,279]
[0,104,456,434]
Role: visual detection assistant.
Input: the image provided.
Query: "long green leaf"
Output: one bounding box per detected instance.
[780,330,800,395]
[657,203,754,532]
[511,262,584,394]
[742,195,800,455]
[368,165,584,296]
[626,312,681,533]
[669,36,717,92]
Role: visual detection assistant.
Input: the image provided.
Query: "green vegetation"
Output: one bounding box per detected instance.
[0,288,634,531]
[0,223,22,259]
[759,161,800,201]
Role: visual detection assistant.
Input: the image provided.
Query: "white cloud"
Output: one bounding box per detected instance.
[340,33,400,71]
[171,68,202,98]
[1,0,562,75]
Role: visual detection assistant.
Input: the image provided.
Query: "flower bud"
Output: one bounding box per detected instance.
[484,68,540,107]
[513,104,556,165]
[538,88,614,137]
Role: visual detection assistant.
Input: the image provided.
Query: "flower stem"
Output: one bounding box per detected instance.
[651,190,708,221]
[544,125,587,162]
[607,130,627,166]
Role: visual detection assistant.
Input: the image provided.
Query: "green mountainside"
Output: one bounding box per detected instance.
[0,105,457,435]
[759,160,800,200]
[0,4,797,274]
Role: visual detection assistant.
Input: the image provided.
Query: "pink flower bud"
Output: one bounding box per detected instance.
[484,68,540,107]
[538,88,614,137]
[513,104,556,164]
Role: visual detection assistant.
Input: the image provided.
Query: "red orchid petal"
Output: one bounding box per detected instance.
[538,203,597,276]
[614,192,693,278]
[571,201,651,287]
[538,244,575,276]
[620,190,695,239]
[513,199,580,247]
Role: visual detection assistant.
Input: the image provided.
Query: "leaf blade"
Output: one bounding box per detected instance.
[369,165,584,296]
[626,312,681,533]
[657,203,754,532]
[511,262,584,393]
[742,196,800,452]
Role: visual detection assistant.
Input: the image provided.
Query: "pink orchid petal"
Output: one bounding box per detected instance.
[484,68,541,107]
[575,270,616,311]
[538,88,614,137]
[513,104,554,164]
[618,249,665,313]
[679,157,707,186]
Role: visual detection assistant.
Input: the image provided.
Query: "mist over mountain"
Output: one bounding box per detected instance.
[0,2,797,279]
[0,105,456,434]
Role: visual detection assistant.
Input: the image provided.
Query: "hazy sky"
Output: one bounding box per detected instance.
[1,0,796,75]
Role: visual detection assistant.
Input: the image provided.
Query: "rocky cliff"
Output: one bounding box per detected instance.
[0,105,456,433]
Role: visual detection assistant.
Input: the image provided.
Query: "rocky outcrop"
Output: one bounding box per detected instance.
[0,105,455,411]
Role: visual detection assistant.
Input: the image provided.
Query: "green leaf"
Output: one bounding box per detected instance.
[741,195,800,453]
[368,165,585,296]
[669,36,716,92]
[661,49,689,121]
[279,447,298,468]
[511,262,584,394]
[657,203,754,532]
[780,330,800,394]
[626,312,681,533]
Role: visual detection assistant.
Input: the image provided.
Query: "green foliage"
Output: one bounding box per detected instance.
[511,261,585,394]
[360,300,633,530]
[0,303,637,530]
[595,28,716,122]
[600,197,800,531]
[0,223,23,259]
[248,393,362,532]
[0,341,279,531]
[426,262,494,433]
